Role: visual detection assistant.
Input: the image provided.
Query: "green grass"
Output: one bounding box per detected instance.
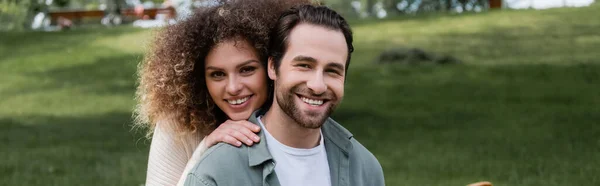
[0,27,153,185]
[1,5,599,186]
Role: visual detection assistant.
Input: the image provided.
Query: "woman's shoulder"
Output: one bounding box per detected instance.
[152,117,205,153]
[155,117,203,137]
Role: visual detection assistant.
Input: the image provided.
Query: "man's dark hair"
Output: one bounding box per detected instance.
[269,5,354,73]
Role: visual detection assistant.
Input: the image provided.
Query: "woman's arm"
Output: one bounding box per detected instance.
[146,119,202,186]
[144,119,260,186]
[176,120,261,185]
[177,138,208,186]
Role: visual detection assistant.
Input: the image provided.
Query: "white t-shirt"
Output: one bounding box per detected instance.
[258,116,332,186]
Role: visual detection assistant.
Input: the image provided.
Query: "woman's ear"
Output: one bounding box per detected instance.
[268,57,277,81]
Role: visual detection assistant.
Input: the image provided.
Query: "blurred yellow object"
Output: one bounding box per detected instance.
[467,181,493,186]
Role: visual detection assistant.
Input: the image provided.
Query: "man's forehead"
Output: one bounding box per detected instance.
[287,23,345,44]
[285,23,348,64]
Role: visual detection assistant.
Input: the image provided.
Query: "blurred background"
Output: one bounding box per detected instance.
[1,0,599,185]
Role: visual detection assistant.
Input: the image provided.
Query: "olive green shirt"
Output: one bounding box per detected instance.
[184,110,385,186]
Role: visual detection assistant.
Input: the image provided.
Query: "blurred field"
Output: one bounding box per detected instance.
[1,4,599,186]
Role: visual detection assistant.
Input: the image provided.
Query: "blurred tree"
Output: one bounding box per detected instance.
[0,0,45,30]
[418,0,443,13]
[366,0,374,15]
[54,0,70,7]
[321,0,359,17]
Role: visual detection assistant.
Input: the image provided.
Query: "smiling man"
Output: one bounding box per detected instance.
[185,4,385,186]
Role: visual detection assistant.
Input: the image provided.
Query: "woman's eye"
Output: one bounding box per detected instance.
[240,66,257,75]
[210,71,226,79]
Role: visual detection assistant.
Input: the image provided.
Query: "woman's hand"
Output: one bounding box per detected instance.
[467,181,492,186]
[204,120,261,147]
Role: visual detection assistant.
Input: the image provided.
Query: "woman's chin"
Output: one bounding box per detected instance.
[226,111,253,121]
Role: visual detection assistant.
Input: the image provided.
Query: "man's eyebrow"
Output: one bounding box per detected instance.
[292,55,317,63]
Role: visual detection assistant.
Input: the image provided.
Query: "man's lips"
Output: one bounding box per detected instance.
[296,94,330,106]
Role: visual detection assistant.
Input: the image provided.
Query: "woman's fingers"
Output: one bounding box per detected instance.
[220,135,242,147]
[205,120,261,148]
[241,120,261,133]
[226,128,254,146]
[235,120,260,142]
[205,122,242,147]
[226,120,260,143]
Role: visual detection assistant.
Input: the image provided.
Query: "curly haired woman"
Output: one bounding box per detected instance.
[134,0,311,185]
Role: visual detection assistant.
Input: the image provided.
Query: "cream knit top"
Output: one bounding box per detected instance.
[145,118,209,186]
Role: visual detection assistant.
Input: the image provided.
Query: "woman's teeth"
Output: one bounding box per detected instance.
[301,97,324,106]
[228,96,249,105]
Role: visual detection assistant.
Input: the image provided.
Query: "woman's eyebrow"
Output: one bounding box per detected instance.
[205,66,223,71]
[236,60,260,68]
[205,60,259,71]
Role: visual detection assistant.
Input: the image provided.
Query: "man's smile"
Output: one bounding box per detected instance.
[299,96,324,106]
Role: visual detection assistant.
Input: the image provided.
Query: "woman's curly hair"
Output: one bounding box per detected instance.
[134,0,312,137]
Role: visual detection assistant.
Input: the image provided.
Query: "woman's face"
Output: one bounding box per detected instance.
[205,39,268,120]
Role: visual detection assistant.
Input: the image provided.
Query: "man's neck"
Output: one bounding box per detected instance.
[261,104,321,149]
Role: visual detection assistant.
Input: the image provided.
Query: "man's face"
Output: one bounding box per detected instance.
[268,23,348,128]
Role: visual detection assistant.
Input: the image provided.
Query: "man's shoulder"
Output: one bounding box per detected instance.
[349,137,382,166]
[324,118,377,160]
[348,138,386,185]
[324,118,384,181]
[189,143,249,175]
[185,143,265,186]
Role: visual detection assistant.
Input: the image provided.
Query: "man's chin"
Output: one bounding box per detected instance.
[297,121,324,129]
[295,112,327,129]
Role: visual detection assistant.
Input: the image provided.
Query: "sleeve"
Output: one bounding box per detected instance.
[184,173,214,186]
[145,119,204,186]
[177,137,209,186]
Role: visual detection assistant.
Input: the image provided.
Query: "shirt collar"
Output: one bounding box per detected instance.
[322,117,354,154]
[246,109,355,165]
[247,109,274,167]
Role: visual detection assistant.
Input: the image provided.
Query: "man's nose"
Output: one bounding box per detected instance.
[306,72,327,95]
[226,76,243,95]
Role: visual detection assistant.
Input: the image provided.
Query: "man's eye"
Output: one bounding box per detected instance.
[296,64,310,69]
[326,69,342,76]
[210,72,226,79]
[240,66,257,75]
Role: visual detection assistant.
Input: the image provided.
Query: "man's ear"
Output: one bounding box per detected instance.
[268,57,277,81]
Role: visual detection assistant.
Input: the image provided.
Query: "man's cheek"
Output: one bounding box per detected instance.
[285,71,307,84]
[327,80,344,97]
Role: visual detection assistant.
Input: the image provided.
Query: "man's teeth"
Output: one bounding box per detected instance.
[301,97,324,106]
[227,96,249,105]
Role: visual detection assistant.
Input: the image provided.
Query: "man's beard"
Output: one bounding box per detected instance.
[275,84,337,129]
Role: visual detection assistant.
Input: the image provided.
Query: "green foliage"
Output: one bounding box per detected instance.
[54,0,70,7]
[0,0,35,31]
[322,0,359,18]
